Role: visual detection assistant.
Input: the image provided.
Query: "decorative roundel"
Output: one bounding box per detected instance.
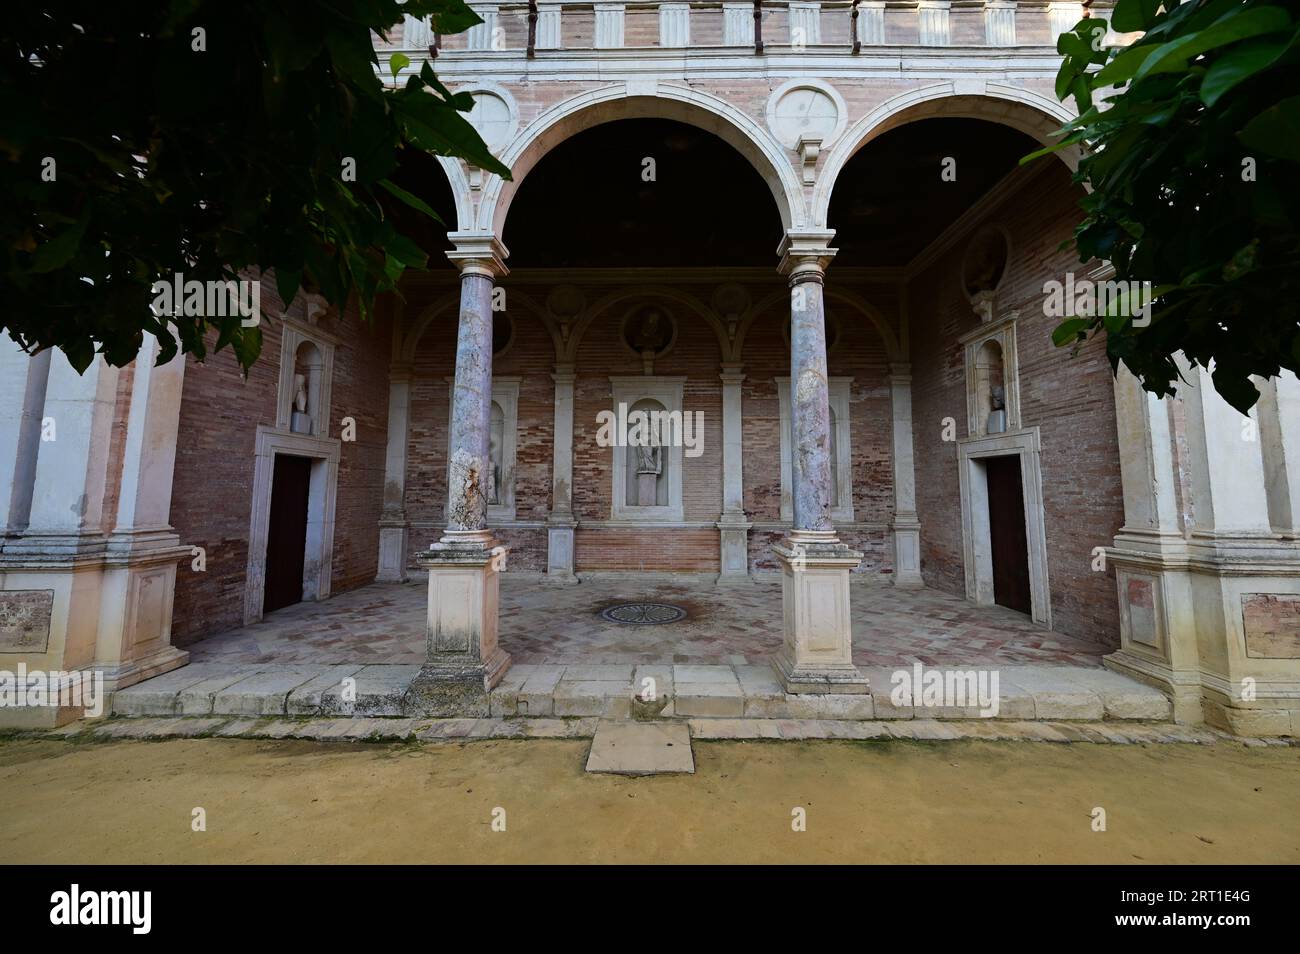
[767,79,847,151]
[962,224,1012,297]
[600,602,688,625]
[465,90,515,150]
[621,304,677,357]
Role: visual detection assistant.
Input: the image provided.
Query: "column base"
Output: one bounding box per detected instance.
[891,520,924,588]
[98,644,190,693]
[405,649,512,718]
[772,650,871,695]
[375,521,410,583]
[545,516,580,585]
[1103,650,1201,725]
[413,535,510,712]
[716,515,752,584]
[771,535,869,695]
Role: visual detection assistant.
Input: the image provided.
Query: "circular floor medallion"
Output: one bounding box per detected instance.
[600,602,687,625]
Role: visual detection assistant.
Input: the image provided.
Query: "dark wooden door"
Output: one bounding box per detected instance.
[263,454,312,615]
[985,455,1032,615]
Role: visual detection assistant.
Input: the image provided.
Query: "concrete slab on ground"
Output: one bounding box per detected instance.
[585,720,695,775]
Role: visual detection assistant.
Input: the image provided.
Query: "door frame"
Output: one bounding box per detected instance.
[957,427,1052,627]
[244,425,340,624]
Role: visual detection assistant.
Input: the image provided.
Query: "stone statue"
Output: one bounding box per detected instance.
[988,385,1007,434]
[487,429,501,505]
[290,373,312,433]
[635,442,661,475]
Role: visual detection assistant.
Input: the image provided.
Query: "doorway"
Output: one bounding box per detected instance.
[263,454,312,614]
[984,455,1031,614]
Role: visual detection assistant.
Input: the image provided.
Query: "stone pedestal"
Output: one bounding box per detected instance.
[636,472,657,506]
[544,514,579,585]
[716,514,753,584]
[376,518,410,583]
[409,533,511,716]
[772,533,869,694]
[891,519,924,588]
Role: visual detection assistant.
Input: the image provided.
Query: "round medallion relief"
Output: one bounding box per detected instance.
[767,80,846,151]
[622,304,676,357]
[466,91,514,150]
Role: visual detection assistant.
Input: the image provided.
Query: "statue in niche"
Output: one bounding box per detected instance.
[635,442,662,476]
[633,440,662,507]
[988,385,1008,434]
[487,402,505,506]
[290,373,312,433]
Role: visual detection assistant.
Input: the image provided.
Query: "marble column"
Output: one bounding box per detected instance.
[716,364,752,583]
[96,334,191,689]
[376,362,413,582]
[888,363,923,587]
[546,362,579,583]
[410,234,512,715]
[771,231,868,694]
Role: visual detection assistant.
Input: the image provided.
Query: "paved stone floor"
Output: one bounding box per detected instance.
[185,574,1109,668]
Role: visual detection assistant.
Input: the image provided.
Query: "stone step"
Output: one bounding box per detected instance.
[109,661,1173,723]
[28,714,1255,746]
[585,720,695,775]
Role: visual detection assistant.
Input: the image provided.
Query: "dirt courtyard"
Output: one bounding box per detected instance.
[1,737,1296,864]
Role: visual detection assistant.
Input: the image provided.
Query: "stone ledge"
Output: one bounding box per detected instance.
[19,715,1262,746]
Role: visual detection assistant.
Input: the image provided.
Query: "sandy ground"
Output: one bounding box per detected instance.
[0,736,1297,864]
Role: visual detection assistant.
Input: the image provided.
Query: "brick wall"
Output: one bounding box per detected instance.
[170,290,392,645]
[908,161,1125,646]
[399,275,906,575]
[742,283,899,574]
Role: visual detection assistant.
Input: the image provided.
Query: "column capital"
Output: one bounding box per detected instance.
[446,231,510,280]
[719,364,746,385]
[551,362,576,384]
[888,362,912,382]
[776,230,837,282]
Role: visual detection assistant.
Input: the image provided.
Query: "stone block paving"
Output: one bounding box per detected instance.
[110,657,1173,725]
[183,575,1108,669]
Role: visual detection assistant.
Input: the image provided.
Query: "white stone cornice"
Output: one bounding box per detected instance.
[402,264,904,285]
[379,46,1071,85]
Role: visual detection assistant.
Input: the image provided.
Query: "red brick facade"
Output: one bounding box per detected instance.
[908,161,1125,646]
[169,291,392,645]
